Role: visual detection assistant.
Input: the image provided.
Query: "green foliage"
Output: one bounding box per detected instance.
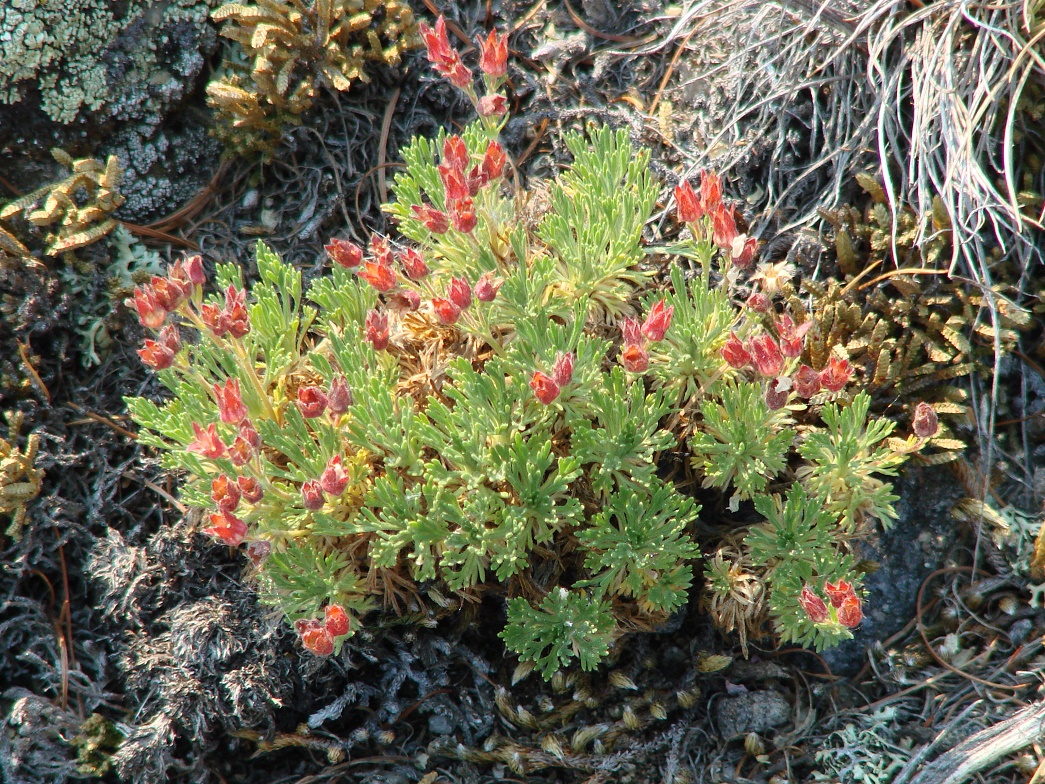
[500,589,616,680]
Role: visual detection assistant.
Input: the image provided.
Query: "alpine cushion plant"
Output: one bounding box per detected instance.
[125,16,944,672]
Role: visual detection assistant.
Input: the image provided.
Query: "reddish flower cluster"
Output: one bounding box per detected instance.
[295,603,353,656]
[129,256,207,367]
[419,16,471,88]
[530,352,574,405]
[618,299,674,373]
[200,285,250,339]
[419,16,509,115]
[799,580,863,628]
[674,172,756,268]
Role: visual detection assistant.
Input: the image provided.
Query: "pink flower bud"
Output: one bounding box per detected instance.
[211,474,241,513]
[320,455,350,496]
[745,291,771,312]
[448,277,472,309]
[151,275,189,312]
[443,135,469,173]
[552,352,573,387]
[820,356,852,393]
[776,314,810,359]
[213,378,248,424]
[749,333,784,377]
[530,371,560,404]
[138,339,175,370]
[478,94,508,117]
[368,235,394,267]
[431,297,461,325]
[721,332,752,369]
[640,299,674,343]
[324,604,351,637]
[674,180,702,224]
[239,420,261,451]
[621,344,650,373]
[824,579,855,609]
[237,475,264,503]
[204,511,247,546]
[478,29,508,77]
[912,402,939,439]
[228,437,253,466]
[389,289,421,312]
[179,254,207,286]
[420,17,455,69]
[481,141,507,183]
[128,285,167,330]
[365,309,390,351]
[400,248,429,280]
[327,376,351,416]
[764,377,790,410]
[700,170,723,208]
[620,316,644,349]
[711,204,739,249]
[837,595,863,628]
[449,197,477,233]
[297,618,334,656]
[473,271,502,302]
[200,302,229,337]
[798,585,829,624]
[731,235,758,269]
[439,164,470,202]
[357,261,397,293]
[301,479,324,511]
[297,386,328,418]
[325,238,364,268]
[445,57,473,89]
[187,422,226,459]
[223,285,250,339]
[792,364,821,398]
[411,204,450,234]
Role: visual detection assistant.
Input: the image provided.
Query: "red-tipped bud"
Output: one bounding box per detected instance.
[400,248,429,280]
[411,204,450,234]
[765,376,791,410]
[473,271,502,302]
[641,299,674,343]
[174,254,206,286]
[674,180,702,224]
[776,314,811,359]
[223,286,250,338]
[301,479,324,511]
[297,386,328,418]
[448,277,472,309]
[621,344,650,373]
[239,420,261,451]
[324,604,351,637]
[721,332,752,369]
[445,57,473,89]
[552,352,574,387]
[620,316,644,349]
[204,511,247,546]
[365,309,390,351]
[320,455,350,496]
[820,355,852,393]
[357,261,397,293]
[837,594,863,628]
[530,371,560,404]
[237,475,264,504]
[368,235,394,267]
[187,422,226,459]
[327,376,351,416]
[439,163,470,201]
[138,339,175,369]
[478,29,508,77]
[213,378,248,424]
[824,579,855,608]
[389,289,421,312]
[449,197,477,233]
[745,291,771,312]
[712,204,739,249]
[443,135,469,173]
[481,140,507,183]
[798,585,830,624]
[731,235,758,269]
[326,238,364,268]
[200,302,229,338]
[912,402,939,439]
[211,474,241,513]
[151,276,188,312]
[228,437,253,466]
[158,324,181,353]
[431,297,461,325]
[420,17,455,67]
[792,364,821,398]
[749,333,784,377]
[297,618,334,656]
[478,94,508,117]
[128,285,167,330]
[700,170,723,209]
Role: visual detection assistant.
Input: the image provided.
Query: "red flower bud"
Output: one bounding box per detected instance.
[449,197,477,233]
[213,378,248,424]
[439,163,470,202]
[211,473,241,513]
[204,511,247,546]
[301,479,324,511]
[552,352,574,387]
[745,291,771,312]
[820,355,852,393]
[674,180,702,224]
[530,371,560,404]
[200,302,229,337]
[320,454,350,496]
[420,17,455,69]
[912,401,939,439]
[445,57,473,89]
[128,285,167,330]
[448,277,472,309]
[411,204,450,234]
[158,324,181,353]
[325,238,364,268]
[187,422,226,459]
[798,585,829,624]
[237,475,264,504]
[792,364,821,398]
[368,235,394,267]
[721,332,752,369]
[776,314,811,359]
[443,135,469,173]
[837,594,863,628]
[389,289,421,312]
[712,204,739,249]
[700,170,723,209]
[357,260,397,293]
[478,94,508,117]
[138,339,175,369]
[324,604,351,637]
[223,285,250,338]
[245,539,270,566]
[297,386,328,418]
[731,235,758,269]
[749,333,784,377]
[239,420,261,451]
[824,579,855,608]
[481,140,507,184]
[621,344,650,373]
[228,437,253,466]
[400,248,429,280]
[299,620,334,656]
[620,316,644,349]
[473,271,502,302]
[327,375,351,416]
[478,29,508,77]
[171,254,206,286]
[764,377,791,410]
[151,275,188,312]
[365,309,390,351]
[431,297,461,325]
[641,299,674,343]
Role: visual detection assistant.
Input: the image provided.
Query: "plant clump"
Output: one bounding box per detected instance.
[206,0,420,158]
[0,148,124,258]
[1,411,43,541]
[126,19,945,677]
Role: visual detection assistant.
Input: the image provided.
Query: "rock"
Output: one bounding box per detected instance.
[715,689,791,738]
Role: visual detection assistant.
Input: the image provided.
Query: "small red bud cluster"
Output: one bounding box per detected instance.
[419,17,510,116]
[295,603,353,656]
[127,256,208,369]
[618,300,674,374]
[530,352,574,405]
[674,172,757,269]
[798,580,862,628]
